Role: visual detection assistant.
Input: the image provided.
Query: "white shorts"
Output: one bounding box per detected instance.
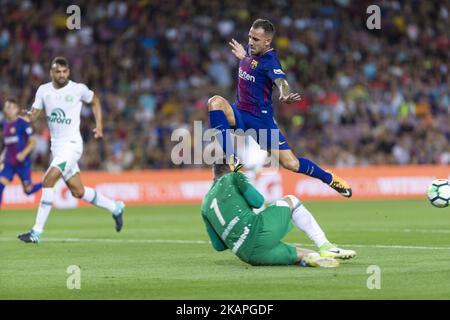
[50,142,83,181]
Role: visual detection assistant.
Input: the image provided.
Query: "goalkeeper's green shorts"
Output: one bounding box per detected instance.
[245,204,298,266]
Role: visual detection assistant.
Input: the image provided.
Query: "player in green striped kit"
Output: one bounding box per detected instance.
[201,159,356,268]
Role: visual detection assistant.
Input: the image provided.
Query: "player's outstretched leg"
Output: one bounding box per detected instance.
[298,156,352,197]
[18,167,62,243]
[17,229,42,243]
[207,95,236,161]
[23,182,43,195]
[66,173,125,232]
[282,195,356,260]
[89,190,124,232]
[18,186,55,244]
[0,175,12,209]
[318,242,356,260]
[300,252,340,268]
[277,150,352,198]
[326,170,352,198]
[81,186,125,232]
[293,247,339,268]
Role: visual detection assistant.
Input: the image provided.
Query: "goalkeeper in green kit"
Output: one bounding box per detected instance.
[201,158,356,268]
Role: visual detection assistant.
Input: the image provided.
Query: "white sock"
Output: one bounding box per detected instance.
[292,204,329,248]
[82,187,116,213]
[32,188,54,233]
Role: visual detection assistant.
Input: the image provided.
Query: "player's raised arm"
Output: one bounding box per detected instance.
[23,85,46,123]
[89,94,103,139]
[228,38,247,60]
[274,78,301,104]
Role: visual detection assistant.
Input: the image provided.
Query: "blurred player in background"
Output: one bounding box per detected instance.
[201,158,356,268]
[208,19,352,197]
[0,98,42,208]
[17,57,125,243]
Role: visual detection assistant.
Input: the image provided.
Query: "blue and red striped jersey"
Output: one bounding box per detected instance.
[235,47,286,115]
[2,118,33,166]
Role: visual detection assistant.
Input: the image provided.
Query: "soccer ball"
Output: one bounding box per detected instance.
[427,179,450,208]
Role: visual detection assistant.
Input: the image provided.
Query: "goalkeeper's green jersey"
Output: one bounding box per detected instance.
[201,171,265,260]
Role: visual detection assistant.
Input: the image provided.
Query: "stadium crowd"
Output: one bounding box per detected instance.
[0,0,449,171]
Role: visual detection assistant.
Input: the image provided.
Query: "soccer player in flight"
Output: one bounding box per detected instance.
[201,158,356,267]
[0,98,42,208]
[207,19,352,197]
[17,57,125,243]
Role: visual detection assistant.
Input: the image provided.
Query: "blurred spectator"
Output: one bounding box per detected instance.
[0,0,449,171]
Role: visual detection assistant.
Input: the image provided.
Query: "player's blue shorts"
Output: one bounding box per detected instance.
[0,163,32,185]
[230,103,290,150]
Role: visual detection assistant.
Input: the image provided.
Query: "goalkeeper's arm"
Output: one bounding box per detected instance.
[234,172,265,209]
[202,215,227,252]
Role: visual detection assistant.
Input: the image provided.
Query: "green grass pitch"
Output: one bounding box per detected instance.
[1,199,450,299]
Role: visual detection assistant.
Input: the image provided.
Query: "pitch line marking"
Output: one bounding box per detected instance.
[1,237,450,250]
[340,228,450,234]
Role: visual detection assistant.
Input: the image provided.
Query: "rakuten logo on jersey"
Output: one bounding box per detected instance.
[239,68,255,82]
[47,108,72,125]
[4,136,19,145]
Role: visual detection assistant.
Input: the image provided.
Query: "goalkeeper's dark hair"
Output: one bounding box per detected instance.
[213,162,231,180]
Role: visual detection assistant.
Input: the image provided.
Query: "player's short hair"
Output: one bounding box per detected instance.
[4,97,19,106]
[213,162,231,180]
[51,56,69,69]
[252,19,275,37]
